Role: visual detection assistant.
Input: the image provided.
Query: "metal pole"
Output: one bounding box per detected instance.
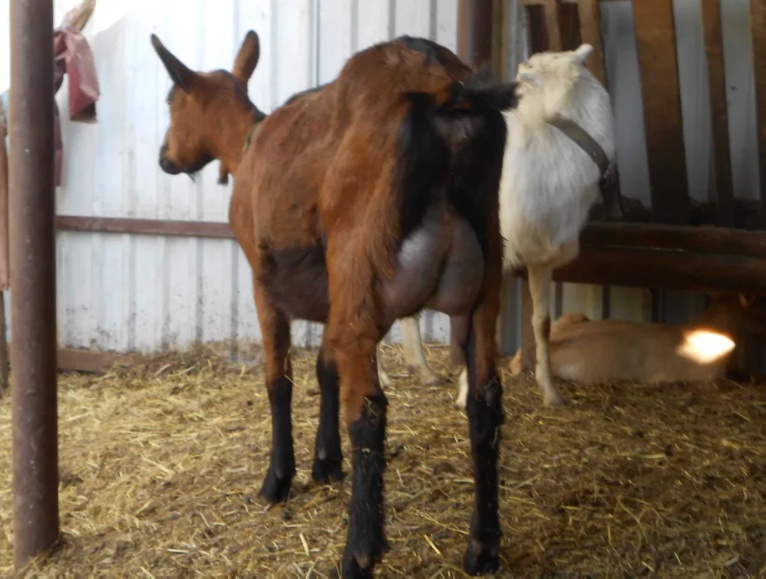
[457,0,494,72]
[9,0,60,572]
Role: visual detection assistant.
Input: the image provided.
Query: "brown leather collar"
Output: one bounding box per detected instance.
[547,115,616,189]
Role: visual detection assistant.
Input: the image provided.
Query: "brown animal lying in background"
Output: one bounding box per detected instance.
[507,294,756,385]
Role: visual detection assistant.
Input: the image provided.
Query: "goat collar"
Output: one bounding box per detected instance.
[547,116,616,189]
[242,115,266,154]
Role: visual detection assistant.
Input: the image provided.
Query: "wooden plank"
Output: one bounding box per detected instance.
[701,0,735,227]
[55,215,235,239]
[578,222,766,258]
[517,249,766,295]
[576,0,606,86]
[558,1,582,51]
[752,0,766,228]
[521,0,560,52]
[543,0,562,51]
[2,344,144,374]
[632,0,690,224]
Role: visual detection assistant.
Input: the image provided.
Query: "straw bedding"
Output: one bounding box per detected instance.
[0,344,764,577]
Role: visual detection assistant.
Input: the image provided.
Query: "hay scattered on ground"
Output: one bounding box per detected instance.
[1,344,765,577]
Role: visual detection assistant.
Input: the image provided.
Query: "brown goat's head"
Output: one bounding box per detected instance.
[151,31,263,182]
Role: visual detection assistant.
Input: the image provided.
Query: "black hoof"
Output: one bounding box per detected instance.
[258,465,293,504]
[463,540,500,576]
[311,455,345,485]
[341,551,375,579]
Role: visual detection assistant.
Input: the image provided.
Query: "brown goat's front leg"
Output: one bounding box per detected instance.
[335,342,389,578]
[461,300,504,575]
[311,337,344,484]
[253,285,295,504]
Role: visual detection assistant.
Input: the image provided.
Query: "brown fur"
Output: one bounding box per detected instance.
[508,294,756,383]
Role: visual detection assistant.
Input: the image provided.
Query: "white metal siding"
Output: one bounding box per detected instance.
[0,0,761,356]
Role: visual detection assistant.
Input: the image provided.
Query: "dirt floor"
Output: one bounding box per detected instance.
[0,344,765,578]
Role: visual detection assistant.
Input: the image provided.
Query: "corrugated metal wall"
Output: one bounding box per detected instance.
[0,0,761,356]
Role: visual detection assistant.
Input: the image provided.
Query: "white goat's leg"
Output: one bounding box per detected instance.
[376,343,391,389]
[455,367,469,409]
[401,316,441,385]
[528,265,565,406]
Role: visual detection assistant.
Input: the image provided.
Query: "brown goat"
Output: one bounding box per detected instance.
[152,31,518,576]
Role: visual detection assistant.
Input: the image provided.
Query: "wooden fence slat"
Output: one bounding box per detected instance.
[543,0,562,51]
[576,0,606,86]
[632,0,690,224]
[751,0,766,228]
[701,0,735,227]
[521,0,561,52]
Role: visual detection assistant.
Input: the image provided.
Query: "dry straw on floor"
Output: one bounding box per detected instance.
[0,344,764,577]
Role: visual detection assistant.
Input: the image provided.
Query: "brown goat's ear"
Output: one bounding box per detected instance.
[233,30,260,83]
[151,34,196,92]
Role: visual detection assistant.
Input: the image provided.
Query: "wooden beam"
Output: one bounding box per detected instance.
[56,215,235,239]
[516,249,766,295]
[576,0,606,86]
[558,1,582,51]
[701,0,735,227]
[751,0,766,228]
[578,222,766,258]
[632,0,690,224]
[521,0,561,52]
[543,0,562,51]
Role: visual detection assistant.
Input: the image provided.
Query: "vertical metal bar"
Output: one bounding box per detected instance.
[9,0,60,572]
[457,0,493,73]
[0,98,10,396]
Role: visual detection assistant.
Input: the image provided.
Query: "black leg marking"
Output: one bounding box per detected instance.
[312,353,344,484]
[259,375,295,503]
[462,332,504,576]
[342,394,390,578]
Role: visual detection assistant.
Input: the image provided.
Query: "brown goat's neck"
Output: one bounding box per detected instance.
[210,107,263,176]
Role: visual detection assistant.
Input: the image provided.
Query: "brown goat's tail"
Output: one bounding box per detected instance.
[440,80,519,114]
[395,82,516,243]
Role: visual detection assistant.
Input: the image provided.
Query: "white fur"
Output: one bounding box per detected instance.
[453,45,615,409]
[377,315,439,389]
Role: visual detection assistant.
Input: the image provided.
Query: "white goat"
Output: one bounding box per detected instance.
[445,44,614,407]
[377,315,440,388]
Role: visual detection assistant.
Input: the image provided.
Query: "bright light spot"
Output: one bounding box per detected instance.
[676,330,735,365]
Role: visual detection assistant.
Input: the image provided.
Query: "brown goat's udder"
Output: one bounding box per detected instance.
[382,215,484,321]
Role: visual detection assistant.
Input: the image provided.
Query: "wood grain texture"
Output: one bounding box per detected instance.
[701,0,735,226]
[632,0,690,224]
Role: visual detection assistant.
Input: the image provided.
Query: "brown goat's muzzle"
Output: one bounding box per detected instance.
[158,143,182,175]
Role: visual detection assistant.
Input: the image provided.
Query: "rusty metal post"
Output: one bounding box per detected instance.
[0,98,10,395]
[457,0,494,73]
[9,0,60,572]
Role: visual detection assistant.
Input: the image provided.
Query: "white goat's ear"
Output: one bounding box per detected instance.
[573,43,593,63]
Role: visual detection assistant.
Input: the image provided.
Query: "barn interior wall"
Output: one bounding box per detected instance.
[0,0,762,363]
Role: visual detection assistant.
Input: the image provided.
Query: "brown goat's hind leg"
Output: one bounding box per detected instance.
[461,303,503,575]
[336,344,389,577]
[254,286,295,504]
[311,338,344,484]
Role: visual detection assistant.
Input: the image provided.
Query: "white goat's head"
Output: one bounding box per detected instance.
[514,44,595,120]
